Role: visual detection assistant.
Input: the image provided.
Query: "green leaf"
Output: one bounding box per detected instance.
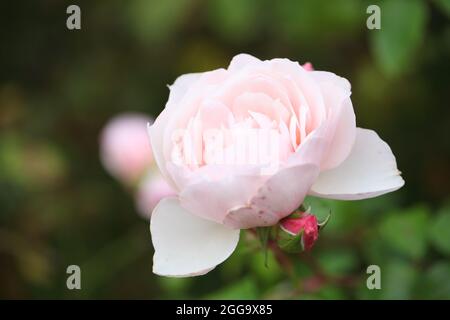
[379,205,430,260]
[371,0,427,77]
[429,205,450,256]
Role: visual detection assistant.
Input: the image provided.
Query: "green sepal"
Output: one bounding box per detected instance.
[286,211,302,219]
[318,211,331,230]
[256,227,271,267]
[277,228,304,253]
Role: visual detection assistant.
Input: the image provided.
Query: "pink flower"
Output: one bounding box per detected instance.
[280,213,319,251]
[135,171,176,219]
[100,113,153,186]
[302,62,314,71]
[148,54,404,277]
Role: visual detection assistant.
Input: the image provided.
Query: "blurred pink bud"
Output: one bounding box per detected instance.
[100,113,153,185]
[302,62,314,71]
[135,171,176,219]
[280,213,319,251]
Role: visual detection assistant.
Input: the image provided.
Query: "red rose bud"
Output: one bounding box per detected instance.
[279,213,319,252]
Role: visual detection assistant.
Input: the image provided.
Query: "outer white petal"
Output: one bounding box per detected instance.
[148,120,177,189]
[150,197,240,277]
[310,128,404,200]
[148,73,202,189]
[310,70,356,170]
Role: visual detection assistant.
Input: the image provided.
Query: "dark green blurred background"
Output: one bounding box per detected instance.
[0,0,449,299]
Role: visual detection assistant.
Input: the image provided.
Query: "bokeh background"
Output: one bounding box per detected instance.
[1,0,449,299]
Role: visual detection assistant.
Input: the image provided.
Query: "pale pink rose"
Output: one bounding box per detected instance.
[148,54,404,277]
[100,113,153,185]
[135,171,176,219]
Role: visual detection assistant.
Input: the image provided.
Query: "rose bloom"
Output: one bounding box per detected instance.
[148,54,404,277]
[100,113,153,186]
